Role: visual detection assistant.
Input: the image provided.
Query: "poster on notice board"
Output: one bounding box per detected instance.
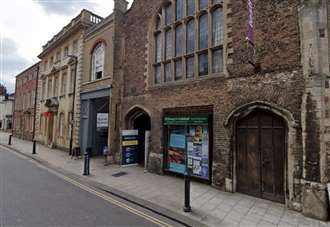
[187,126,209,179]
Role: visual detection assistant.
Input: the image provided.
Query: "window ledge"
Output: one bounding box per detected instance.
[150,72,226,89]
[82,76,111,86]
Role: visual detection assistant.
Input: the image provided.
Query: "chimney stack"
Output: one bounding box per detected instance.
[114,0,129,13]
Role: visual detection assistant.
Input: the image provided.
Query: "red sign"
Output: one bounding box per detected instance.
[41,112,53,118]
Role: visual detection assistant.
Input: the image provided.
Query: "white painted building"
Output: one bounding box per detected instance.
[0,95,15,131]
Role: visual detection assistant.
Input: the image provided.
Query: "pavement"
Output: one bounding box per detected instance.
[0,131,329,227]
[0,147,182,227]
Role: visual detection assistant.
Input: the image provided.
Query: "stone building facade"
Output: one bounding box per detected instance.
[13,62,39,140]
[0,94,14,131]
[80,12,117,156]
[108,0,330,220]
[35,10,103,151]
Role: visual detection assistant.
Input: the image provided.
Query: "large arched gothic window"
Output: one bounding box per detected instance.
[91,42,105,81]
[153,0,224,84]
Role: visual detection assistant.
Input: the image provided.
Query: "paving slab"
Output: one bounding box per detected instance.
[0,131,329,227]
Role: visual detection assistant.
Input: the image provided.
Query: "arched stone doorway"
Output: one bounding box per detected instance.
[126,107,151,166]
[225,101,298,205]
[236,109,286,203]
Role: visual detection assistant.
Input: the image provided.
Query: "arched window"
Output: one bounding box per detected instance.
[153,0,224,84]
[91,42,105,81]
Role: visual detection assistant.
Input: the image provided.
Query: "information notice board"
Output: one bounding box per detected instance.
[165,116,210,180]
[121,130,139,166]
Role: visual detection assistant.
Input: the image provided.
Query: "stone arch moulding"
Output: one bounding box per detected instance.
[124,105,152,129]
[89,38,107,54]
[224,101,298,128]
[224,101,300,207]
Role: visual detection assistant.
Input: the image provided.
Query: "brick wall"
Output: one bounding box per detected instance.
[116,0,306,208]
[13,63,39,141]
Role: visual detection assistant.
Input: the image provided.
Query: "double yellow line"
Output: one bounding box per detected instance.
[2,145,175,227]
[46,169,174,227]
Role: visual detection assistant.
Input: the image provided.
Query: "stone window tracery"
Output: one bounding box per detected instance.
[153,0,224,85]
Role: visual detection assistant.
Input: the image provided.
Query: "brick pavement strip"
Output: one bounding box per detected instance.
[0,131,329,227]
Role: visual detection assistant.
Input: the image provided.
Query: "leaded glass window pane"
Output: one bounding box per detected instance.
[164,63,172,82]
[175,60,183,80]
[186,20,195,54]
[176,0,183,20]
[155,33,162,62]
[212,8,223,46]
[155,65,162,84]
[199,53,208,76]
[199,14,208,49]
[187,0,195,16]
[175,25,183,57]
[212,49,223,73]
[165,4,172,25]
[165,30,173,60]
[199,0,208,10]
[186,56,195,78]
[156,16,161,30]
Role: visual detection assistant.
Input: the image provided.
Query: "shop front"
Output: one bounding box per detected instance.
[164,115,212,181]
[80,88,111,157]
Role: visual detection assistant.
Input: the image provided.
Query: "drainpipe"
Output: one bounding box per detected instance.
[32,64,40,154]
[68,55,78,156]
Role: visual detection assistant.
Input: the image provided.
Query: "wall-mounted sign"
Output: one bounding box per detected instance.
[121,130,139,166]
[97,113,108,128]
[164,116,208,125]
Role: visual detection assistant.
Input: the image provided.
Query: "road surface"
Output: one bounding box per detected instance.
[0,146,183,227]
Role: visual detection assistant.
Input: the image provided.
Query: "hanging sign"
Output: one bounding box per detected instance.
[246,0,254,46]
[121,130,139,166]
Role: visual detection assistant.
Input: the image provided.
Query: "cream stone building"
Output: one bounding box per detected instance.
[36,10,103,152]
[80,12,117,156]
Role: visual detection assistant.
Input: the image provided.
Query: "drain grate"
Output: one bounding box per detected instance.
[112,171,128,177]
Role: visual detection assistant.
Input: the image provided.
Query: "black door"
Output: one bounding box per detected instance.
[133,113,151,165]
[236,110,285,203]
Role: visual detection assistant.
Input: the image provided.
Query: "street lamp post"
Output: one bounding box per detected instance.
[32,64,40,154]
[67,55,78,156]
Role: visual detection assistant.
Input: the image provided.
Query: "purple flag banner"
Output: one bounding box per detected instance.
[247,0,254,45]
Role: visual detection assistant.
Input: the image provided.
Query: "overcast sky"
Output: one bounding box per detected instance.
[0,0,133,93]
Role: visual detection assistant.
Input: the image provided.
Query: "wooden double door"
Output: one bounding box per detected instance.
[236,110,285,203]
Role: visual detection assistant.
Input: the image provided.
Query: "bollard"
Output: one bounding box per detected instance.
[183,171,192,212]
[83,147,91,176]
[8,134,12,145]
[32,140,36,154]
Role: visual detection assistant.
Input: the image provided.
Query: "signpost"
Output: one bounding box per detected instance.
[183,135,191,212]
[121,130,139,166]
